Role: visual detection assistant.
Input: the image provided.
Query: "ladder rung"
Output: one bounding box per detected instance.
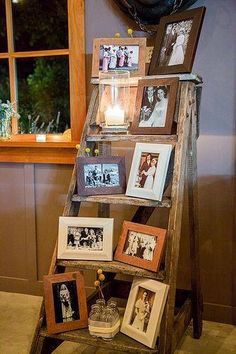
[86,134,177,143]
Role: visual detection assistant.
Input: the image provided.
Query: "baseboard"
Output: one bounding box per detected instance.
[203,302,235,324]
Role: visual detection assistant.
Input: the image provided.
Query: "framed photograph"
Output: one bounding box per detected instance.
[57,217,114,261]
[149,7,206,75]
[43,271,88,334]
[121,278,169,348]
[114,221,166,272]
[77,156,126,196]
[130,77,179,134]
[126,143,172,201]
[92,38,146,77]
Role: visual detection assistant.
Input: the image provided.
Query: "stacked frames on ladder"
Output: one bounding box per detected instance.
[30,74,203,354]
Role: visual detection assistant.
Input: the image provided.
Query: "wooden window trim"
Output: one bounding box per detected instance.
[0,0,86,164]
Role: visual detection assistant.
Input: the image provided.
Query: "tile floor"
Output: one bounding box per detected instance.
[0,291,236,354]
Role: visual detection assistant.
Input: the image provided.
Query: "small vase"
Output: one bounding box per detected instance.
[0,115,12,140]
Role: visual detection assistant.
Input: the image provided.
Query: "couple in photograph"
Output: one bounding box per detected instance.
[139,86,168,128]
[132,290,151,332]
[137,153,158,190]
[101,46,134,71]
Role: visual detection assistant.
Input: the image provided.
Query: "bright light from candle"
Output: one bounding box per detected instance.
[105,105,125,126]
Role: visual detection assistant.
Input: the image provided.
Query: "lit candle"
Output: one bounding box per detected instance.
[105,105,125,126]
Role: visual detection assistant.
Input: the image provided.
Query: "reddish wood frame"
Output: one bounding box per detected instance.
[43,271,88,334]
[114,221,167,272]
[130,77,179,135]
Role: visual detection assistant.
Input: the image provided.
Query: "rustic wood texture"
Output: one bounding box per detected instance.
[87,133,177,143]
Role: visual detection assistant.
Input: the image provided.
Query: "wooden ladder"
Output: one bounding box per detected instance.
[30,75,203,354]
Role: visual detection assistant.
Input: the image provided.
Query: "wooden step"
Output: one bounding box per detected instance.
[86,134,177,143]
[72,194,171,208]
[40,326,158,354]
[57,259,165,281]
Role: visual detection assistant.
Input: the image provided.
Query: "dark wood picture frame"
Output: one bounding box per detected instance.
[77,156,126,196]
[130,77,179,135]
[92,37,146,77]
[149,7,206,75]
[114,221,167,272]
[43,271,88,334]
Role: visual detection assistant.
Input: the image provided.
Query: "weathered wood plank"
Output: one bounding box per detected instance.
[172,298,192,351]
[56,260,165,280]
[87,134,177,143]
[72,194,171,208]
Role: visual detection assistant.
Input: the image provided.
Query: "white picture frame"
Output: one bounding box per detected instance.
[57,217,114,261]
[126,143,172,201]
[121,278,169,349]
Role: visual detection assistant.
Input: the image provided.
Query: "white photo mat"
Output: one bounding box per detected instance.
[57,217,114,261]
[121,278,169,348]
[126,143,172,201]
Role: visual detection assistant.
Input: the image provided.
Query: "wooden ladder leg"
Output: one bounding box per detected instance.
[187,93,203,339]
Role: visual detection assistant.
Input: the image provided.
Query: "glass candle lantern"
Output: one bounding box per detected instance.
[99,70,130,133]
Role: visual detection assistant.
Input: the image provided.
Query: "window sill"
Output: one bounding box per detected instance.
[0,134,79,164]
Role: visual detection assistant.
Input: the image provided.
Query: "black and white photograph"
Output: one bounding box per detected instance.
[123,231,157,261]
[57,217,114,261]
[159,20,193,67]
[99,44,139,72]
[84,163,119,188]
[135,152,159,190]
[129,286,155,333]
[138,85,169,128]
[67,226,103,251]
[52,280,80,324]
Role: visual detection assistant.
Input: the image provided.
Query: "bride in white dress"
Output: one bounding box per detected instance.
[142,158,157,190]
[168,29,185,66]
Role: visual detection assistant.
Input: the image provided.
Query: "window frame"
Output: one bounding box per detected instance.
[0,0,86,144]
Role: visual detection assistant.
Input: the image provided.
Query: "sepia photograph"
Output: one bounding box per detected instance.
[92,38,146,77]
[99,44,139,72]
[43,272,88,334]
[52,280,80,324]
[159,20,193,67]
[57,217,114,261]
[135,152,159,190]
[66,226,103,251]
[130,286,155,333]
[114,221,167,272]
[130,78,179,135]
[121,278,169,348]
[124,230,157,261]
[84,163,119,188]
[149,7,205,75]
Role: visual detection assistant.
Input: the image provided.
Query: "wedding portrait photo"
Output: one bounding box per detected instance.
[99,44,139,72]
[159,20,193,67]
[84,163,119,188]
[52,280,80,324]
[123,230,157,262]
[66,226,103,251]
[130,286,155,333]
[135,152,159,190]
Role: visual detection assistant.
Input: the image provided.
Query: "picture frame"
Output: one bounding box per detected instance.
[126,143,172,201]
[43,271,88,334]
[130,77,179,134]
[77,156,126,196]
[149,7,206,75]
[114,221,167,272]
[57,216,114,261]
[121,278,169,348]
[92,37,146,77]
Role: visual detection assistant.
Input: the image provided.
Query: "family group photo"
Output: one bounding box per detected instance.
[84,163,120,188]
[135,152,159,190]
[99,44,139,72]
[66,226,104,251]
[139,85,169,128]
[130,287,155,333]
[52,280,80,324]
[124,230,157,262]
[159,19,193,66]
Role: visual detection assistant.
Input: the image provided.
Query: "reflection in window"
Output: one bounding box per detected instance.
[0,60,10,101]
[12,0,68,52]
[17,56,70,134]
[0,0,8,52]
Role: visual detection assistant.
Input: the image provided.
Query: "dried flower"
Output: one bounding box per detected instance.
[114,32,121,38]
[94,280,100,287]
[94,149,99,156]
[127,28,133,37]
[98,274,105,281]
[97,269,103,275]
[85,147,91,156]
[75,144,80,150]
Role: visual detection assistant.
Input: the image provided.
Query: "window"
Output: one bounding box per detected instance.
[0,0,85,141]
